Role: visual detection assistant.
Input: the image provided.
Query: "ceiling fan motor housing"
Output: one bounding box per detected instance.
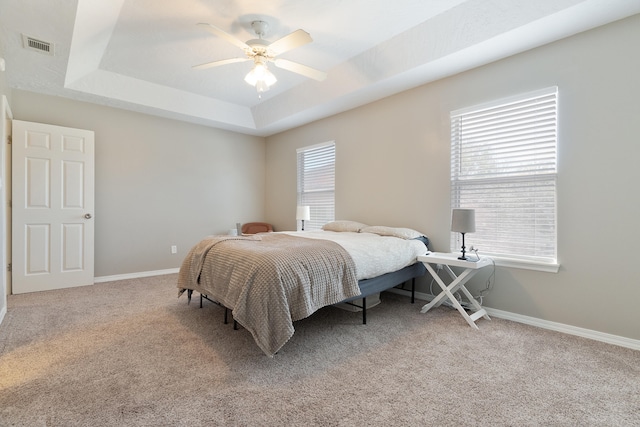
[245,41,272,61]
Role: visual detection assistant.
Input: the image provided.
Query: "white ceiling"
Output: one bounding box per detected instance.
[1,0,638,136]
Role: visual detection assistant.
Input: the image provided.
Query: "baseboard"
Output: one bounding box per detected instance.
[387,288,640,351]
[94,268,179,283]
[484,307,640,351]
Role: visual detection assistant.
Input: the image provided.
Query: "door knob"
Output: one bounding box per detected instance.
[84,213,92,219]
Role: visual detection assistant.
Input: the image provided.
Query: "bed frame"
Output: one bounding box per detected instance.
[187,262,426,327]
[340,262,426,324]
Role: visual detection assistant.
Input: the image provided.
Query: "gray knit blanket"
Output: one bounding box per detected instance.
[177,233,360,356]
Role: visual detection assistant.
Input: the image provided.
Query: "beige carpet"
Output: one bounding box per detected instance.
[0,274,638,426]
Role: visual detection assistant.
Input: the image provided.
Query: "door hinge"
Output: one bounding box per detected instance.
[7,135,11,144]
[7,263,11,272]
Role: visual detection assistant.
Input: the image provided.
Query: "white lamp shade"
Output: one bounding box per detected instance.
[451,208,475,233]
[296,206,311,221]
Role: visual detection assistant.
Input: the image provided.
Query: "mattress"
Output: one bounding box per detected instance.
[281,230,428,280]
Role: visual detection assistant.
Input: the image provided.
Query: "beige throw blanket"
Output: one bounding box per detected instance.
[178,233,360,356]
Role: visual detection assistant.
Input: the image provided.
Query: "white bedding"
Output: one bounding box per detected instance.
[281,230,429,280]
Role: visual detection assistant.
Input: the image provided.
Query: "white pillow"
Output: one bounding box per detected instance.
[322,220,368,232]
[360,225,424,240]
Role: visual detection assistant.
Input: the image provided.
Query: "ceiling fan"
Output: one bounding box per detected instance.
[193,20,327,96]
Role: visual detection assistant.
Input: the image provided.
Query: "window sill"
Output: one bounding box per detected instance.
[491,256,559,273]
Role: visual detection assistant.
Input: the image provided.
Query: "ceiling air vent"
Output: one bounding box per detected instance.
[22,34,54,55]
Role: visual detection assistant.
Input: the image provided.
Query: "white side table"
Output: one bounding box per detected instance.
[417,252,492,329]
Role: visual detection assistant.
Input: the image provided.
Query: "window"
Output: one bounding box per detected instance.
[450,87,558,271]
[297,141,335,231]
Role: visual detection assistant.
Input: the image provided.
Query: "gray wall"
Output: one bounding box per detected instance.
[265,15,640,341]
[11,92,265,278]
[0,71,9,106]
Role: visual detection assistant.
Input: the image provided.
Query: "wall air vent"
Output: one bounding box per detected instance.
[22,34,54,56]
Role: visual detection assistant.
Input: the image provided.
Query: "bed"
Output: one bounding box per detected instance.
[177,221,429,356]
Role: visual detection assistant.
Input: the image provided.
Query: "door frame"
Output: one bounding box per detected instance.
[0,95,12,323]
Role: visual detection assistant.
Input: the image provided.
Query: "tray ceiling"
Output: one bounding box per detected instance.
[1,0,638,136]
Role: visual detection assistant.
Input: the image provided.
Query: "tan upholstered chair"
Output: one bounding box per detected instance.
[241,222,274,234]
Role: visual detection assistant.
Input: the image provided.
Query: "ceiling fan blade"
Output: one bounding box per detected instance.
[268,29,312,55]
[197,23,250,50]
[192,57,249,70]
[273,59,326,81]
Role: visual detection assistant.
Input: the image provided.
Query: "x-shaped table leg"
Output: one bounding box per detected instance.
[420,263,490,328]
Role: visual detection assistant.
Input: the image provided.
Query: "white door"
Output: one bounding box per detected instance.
[12,120,94,294]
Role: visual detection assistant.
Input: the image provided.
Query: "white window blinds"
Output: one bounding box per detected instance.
[450,87,558,266]
[297,141,335,231]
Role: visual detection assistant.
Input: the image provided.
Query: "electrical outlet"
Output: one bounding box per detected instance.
[171,245,177,254]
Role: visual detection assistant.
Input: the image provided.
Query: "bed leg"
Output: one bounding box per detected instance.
[411,278,416,304]
[224,307,229,324]
[200,294,203,308]
[362,297,367,325]
[187,289,192,305]
[233,320,238,330]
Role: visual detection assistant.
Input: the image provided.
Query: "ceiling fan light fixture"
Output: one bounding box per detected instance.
[255,79,271,94]
[244,61,277,92]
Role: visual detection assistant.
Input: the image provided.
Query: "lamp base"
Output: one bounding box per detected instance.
[456,232,478,261]
[458,232,468,261]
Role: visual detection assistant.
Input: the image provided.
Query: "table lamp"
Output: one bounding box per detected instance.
[451,208,475,261]
[296,206,310,231]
